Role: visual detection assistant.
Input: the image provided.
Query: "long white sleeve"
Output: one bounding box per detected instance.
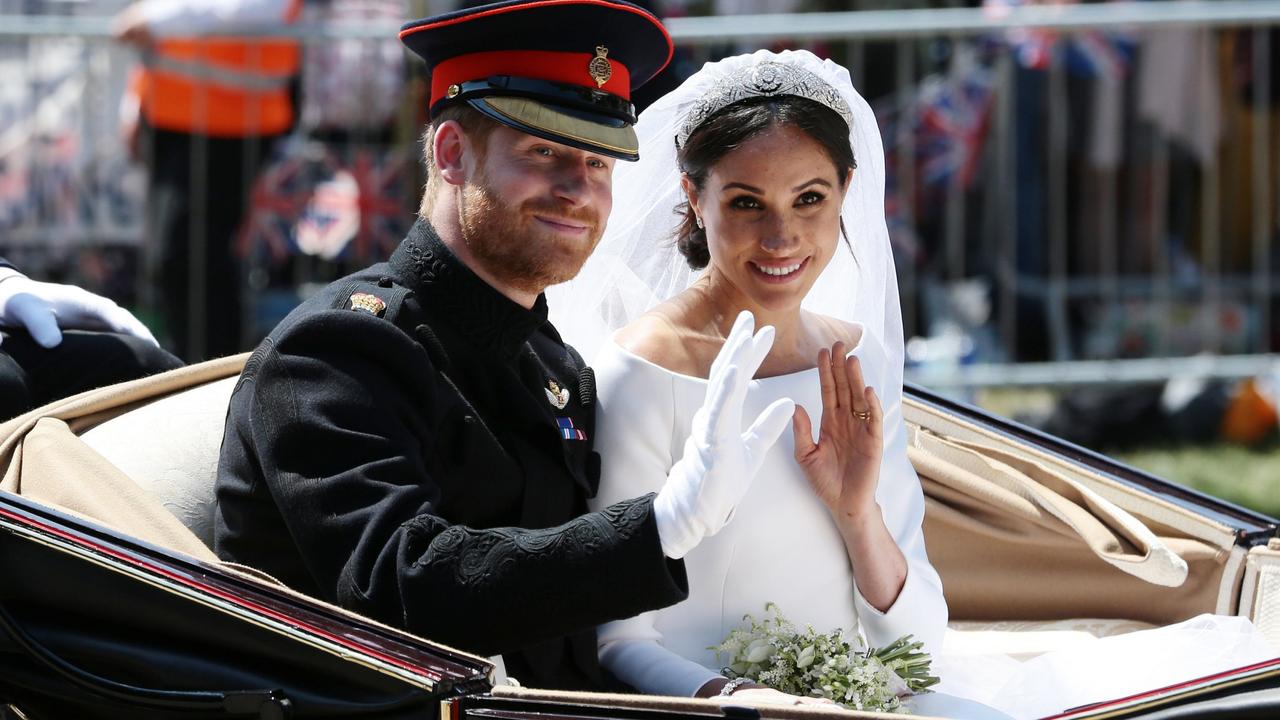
[853,333,948,654]
[597,612,721,697]
[590,344,721,697]
[136,0,295,37]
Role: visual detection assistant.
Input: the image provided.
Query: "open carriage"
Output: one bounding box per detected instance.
[0,355,1277,719]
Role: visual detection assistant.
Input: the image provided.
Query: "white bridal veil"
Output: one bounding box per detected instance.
[547,49,905,395]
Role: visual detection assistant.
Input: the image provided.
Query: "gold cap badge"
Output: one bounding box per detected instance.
[349,292,387,317]
[446,84,461,99]
[588,46,612,88]
[545,379,570,410]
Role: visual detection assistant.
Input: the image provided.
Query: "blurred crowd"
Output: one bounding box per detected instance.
[5,0,1280,447]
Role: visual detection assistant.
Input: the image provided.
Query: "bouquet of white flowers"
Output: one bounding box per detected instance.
[710,603,938,713]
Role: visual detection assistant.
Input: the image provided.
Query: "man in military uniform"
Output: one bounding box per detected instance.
[215,0,794,692]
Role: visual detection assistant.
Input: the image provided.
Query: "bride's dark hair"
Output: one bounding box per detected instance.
[674,95,855,270]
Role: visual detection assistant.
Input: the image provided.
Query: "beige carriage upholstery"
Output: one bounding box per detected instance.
[76,374,237,548]
[905,397,1249,629]
[0,356,1273,663]
[0,355,247,562]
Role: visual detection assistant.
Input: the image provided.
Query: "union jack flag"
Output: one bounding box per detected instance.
[984,0,1135,78]
[237,143,310,264]
[1064,29,1135,80]
[915,70,994,189]
[346,147,410,262]
[878,54,995,197]
[877,49,995,265]
[238,141,412,265]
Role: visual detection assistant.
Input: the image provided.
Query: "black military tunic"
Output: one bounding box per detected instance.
[214,221,687,690]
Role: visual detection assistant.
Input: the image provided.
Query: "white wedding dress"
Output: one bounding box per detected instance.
[585,329,1278,720]
[588,325,949,698]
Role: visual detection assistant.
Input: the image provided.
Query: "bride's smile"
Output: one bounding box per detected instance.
[749,257,809,281]
[684,123,851,315]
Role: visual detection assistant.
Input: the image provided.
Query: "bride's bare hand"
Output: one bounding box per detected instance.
[792,342,884,520]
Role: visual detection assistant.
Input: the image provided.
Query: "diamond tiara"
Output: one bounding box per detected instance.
[676,61,855,148]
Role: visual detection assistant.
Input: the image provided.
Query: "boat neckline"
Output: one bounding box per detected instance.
[600,322,867,384]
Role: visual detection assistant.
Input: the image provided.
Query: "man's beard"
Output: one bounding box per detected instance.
[458,176,603,296]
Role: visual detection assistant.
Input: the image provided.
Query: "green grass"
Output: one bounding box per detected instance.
[1112,443,1280,519]
[974,388,1280,519]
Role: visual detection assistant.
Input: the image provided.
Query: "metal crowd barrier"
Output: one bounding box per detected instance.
[3,1,1280,388]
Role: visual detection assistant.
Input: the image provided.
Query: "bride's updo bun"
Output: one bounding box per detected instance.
[674,95,855,270]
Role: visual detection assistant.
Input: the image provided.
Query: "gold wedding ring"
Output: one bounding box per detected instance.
[853,409,871,422]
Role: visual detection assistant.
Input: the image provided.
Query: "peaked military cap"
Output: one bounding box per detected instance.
[400,0,672,161]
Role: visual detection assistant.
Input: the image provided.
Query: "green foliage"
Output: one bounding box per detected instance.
[710,603,938,713]
[1115,443,1280,518]
[976,388,1280,518]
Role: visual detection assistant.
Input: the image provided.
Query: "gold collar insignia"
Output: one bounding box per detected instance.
[349,292,387,317]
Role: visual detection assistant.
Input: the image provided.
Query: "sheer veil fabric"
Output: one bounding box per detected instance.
[546,48,904,402]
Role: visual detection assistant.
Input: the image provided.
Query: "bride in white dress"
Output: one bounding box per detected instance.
[553,48,950,709]
[548,50,1276,719]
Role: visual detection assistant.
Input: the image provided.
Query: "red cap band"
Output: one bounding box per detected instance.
[430,49,631,107]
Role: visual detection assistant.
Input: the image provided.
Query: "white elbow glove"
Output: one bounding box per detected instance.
[653,311,795,559]
[0,271,159,349]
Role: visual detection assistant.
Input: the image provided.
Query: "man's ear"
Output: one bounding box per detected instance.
[433,120,470,187]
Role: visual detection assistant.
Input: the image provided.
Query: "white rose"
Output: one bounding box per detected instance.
[745,639,772,663]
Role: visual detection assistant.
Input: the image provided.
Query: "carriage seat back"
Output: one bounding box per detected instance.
[79,375,237,549]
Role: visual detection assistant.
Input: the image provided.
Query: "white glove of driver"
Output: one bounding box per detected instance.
[653,311,795,559]
[0,268,159,349]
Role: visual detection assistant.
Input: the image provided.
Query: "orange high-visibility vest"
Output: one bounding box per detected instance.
[130,0,302,137]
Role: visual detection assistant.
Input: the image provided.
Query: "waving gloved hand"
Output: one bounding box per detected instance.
[0,270,159,349]
[654,311,796,559]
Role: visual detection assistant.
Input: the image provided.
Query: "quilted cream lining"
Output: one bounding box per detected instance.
[905,397,1241,626]
[80,375,238,548]
[904,398,1238,550]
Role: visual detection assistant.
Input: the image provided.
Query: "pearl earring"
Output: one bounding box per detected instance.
[695,215,704,229]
